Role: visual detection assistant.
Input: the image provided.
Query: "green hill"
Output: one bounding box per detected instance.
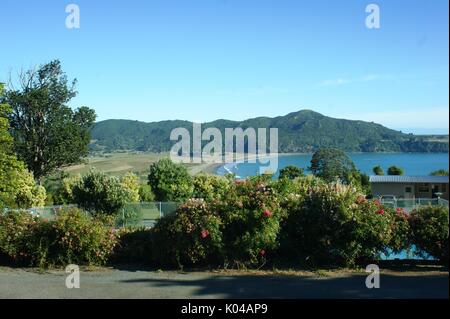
[89,110,449,153]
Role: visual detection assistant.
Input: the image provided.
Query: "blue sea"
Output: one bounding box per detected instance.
[217,153,449,178]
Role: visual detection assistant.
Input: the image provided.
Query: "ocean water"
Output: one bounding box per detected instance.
[217,153,449,178]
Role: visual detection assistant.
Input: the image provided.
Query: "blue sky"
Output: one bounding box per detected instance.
[0,0,448,134]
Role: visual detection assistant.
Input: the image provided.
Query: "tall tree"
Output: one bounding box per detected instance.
[1,60,96,180]
[309,148,356,184]
[0,84,46,208]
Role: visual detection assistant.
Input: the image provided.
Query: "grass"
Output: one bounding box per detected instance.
[60,151,218,182]
[64,152,168,181]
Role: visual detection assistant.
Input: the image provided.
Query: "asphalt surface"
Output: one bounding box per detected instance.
[0,267,448,299]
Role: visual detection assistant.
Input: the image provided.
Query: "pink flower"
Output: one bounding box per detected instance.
[374,200,381,207]
[263,210,273,218]
[376,209,385,215]
[200,229,210,239]
[259,249,266,256]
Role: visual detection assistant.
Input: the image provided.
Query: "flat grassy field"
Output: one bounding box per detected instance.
[64,152,166,179]
[62,152,218,181]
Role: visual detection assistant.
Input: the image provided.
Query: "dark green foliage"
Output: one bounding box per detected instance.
[138,184,155,202]
[1,60,96,180]
[89,110,449,153]
[113,227,154,264]
[430,169,449,176]
[409,206,449,263]
[279,165,304,180]
[387,166,405,176]
[373,165,384,175]
[309,148,356,184]
[147,158,193,202]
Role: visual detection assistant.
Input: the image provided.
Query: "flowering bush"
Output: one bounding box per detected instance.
[388,207,412,253]
[151,199,223,267]
[279,182,394,267]
[0,211,37,263]
[409,205,449,263]
[213,176,282,267]
[0,208,117,267]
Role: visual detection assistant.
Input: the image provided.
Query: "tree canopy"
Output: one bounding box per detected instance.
[430,169,449,176]
[1,60,96,180]
[372,165,384,176]
[387,166,405,176]
[0,84,46,208]
[147,158,193,202]
[279,165,304,180]
[309,148,357,184]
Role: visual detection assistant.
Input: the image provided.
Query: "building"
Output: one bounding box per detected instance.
[369,175,449,200]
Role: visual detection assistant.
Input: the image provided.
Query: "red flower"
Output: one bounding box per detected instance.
[200,229,210,238]
[259,249,266,256]
[263,210,273,218]
[376,209,385,215]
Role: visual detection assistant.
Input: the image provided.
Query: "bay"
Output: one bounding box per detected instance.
[217,153,449,178]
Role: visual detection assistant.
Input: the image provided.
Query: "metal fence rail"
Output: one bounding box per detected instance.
[380,198,449,211]
[2,202,179,228]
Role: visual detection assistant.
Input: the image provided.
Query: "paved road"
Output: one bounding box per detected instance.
[0,267,448,299]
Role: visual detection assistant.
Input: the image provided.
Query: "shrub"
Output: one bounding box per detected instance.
[112,227,154,264]
[192,174,231,201]
[0,165,46,209]
[279,165,304,180]
[0,208,117,267]
[53,174,82,205]
[279,183,393,267]
[138,184,155,202]
[214,176,282,267]
[388,207,412,253]
[409,205,449,263]
[151,199,223,267]
[72,170,139,215]
[147,158,193,202]
[0,211,37,263]
[120,172,140,202]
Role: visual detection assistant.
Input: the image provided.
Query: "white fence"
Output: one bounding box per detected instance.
[380,198,449,211]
